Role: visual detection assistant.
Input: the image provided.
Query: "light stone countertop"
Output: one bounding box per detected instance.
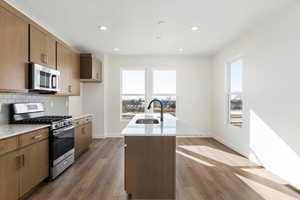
[0,124,50,140]
[72,114,94,121]
[121,114,201,136]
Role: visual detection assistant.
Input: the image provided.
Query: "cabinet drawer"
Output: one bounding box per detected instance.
[19,128,49,148]
[0,137,18,156]
[75,116,93,127]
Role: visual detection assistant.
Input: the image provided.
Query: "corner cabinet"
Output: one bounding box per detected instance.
[80,54,102,83]
[0,128,49,200]
[29,25,56,69]
[56,42,80,96]
[0,6,28,92]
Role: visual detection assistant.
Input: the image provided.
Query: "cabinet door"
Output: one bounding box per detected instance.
[29,25,56,68]
[0,6,28,91]
[0,151,20,200]
[75,125,84,157]
[85,122,92,146]
[19,139,49,196]
[57,42,71,95]
[70,51,80,96]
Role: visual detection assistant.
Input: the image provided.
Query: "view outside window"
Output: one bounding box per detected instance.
[228,59,243,127]
[153,70,176,116]
[121,70,145,120]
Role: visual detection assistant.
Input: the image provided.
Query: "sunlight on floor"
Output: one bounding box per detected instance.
[178,145,257,167]
[235,174,299,200]
[176,150,215,167]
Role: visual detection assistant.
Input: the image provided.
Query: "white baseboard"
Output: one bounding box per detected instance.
[213,135,249,157]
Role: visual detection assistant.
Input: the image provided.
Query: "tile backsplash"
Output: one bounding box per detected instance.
[0,93,68,124]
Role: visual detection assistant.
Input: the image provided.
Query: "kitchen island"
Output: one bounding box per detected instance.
[121,114,198,199]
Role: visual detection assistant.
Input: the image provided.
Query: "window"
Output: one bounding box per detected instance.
[228,59,243,127]
[152,70,176,116]
[121,69,177,120]
[121,70,146,120]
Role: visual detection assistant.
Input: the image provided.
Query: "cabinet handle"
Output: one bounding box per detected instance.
[21,154,25,167]
[68,85,72,93]
[41,54,48,64]
[123,144,127,148]
[32,135,42,140]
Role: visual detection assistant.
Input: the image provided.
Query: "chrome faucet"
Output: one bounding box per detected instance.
[147,99,164,121]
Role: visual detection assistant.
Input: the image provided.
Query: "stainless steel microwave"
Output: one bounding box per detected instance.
[29,63,60,93]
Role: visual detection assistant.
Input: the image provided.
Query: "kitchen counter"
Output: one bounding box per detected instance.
[121,114,200,136]
[0,124,50,140]
[72,114,94,121]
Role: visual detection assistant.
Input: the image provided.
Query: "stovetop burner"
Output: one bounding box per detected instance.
[16,116,72,124]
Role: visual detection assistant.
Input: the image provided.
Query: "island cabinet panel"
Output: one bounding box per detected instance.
[29,25,56,69]
[0,150,20,200]
[0,6,28,92]
[57,42,80,96]
[125,136,176,199]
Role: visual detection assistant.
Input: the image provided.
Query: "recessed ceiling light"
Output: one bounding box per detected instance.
[113,48,119,52]
[191,26,199,31]
[178,48,184,52]
[99,25,108,31]
[156,35,161,39]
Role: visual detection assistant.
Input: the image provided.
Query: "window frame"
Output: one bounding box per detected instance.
[226,57,244,128]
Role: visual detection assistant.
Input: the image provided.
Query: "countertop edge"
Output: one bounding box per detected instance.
[0,125,51,140]
[73,114,94,120]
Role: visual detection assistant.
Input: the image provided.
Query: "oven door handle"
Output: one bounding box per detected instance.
[53,125,74,136]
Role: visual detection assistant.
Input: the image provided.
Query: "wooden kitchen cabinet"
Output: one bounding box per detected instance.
[29,25,56,69]
[124,136,176,199]
[0,6,28,92]
[80,54,102,83]
[0,128,49,200]
[19,139,49,196]
[0,150,20,200]
[57,42,80,96]
[75,117,93,158]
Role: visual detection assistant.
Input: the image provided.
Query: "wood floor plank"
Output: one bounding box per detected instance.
[27,138,300,200]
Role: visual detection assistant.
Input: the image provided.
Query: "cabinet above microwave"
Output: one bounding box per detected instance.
[80,54,102,83]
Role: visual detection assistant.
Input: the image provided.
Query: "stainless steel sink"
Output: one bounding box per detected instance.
[135,118,160,124]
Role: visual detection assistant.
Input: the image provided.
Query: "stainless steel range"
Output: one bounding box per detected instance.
[10,103,75,180]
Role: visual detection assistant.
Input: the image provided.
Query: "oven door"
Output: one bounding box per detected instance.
[50,126,74,166]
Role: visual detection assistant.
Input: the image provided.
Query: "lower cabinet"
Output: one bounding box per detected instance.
[75,118,92,158]
[0,150,19,200]
[0,129,49,200]
[19,139,49,196]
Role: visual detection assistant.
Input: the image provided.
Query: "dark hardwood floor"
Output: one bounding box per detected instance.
[28,138,300,200]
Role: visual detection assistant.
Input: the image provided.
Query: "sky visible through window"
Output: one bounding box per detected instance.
[153,70,176,94]
[122,70,145,94]
[230,59,243,92]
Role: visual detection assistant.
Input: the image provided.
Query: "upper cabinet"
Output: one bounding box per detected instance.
[80,54,102,83]
[29,25,56,69]
[57,42,80,96]
[0,6,28,92]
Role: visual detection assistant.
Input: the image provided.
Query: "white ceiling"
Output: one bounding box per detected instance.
[5,0,294,55]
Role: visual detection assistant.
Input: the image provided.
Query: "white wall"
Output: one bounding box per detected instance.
[212,2,300,189]
[105,55,213,137]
